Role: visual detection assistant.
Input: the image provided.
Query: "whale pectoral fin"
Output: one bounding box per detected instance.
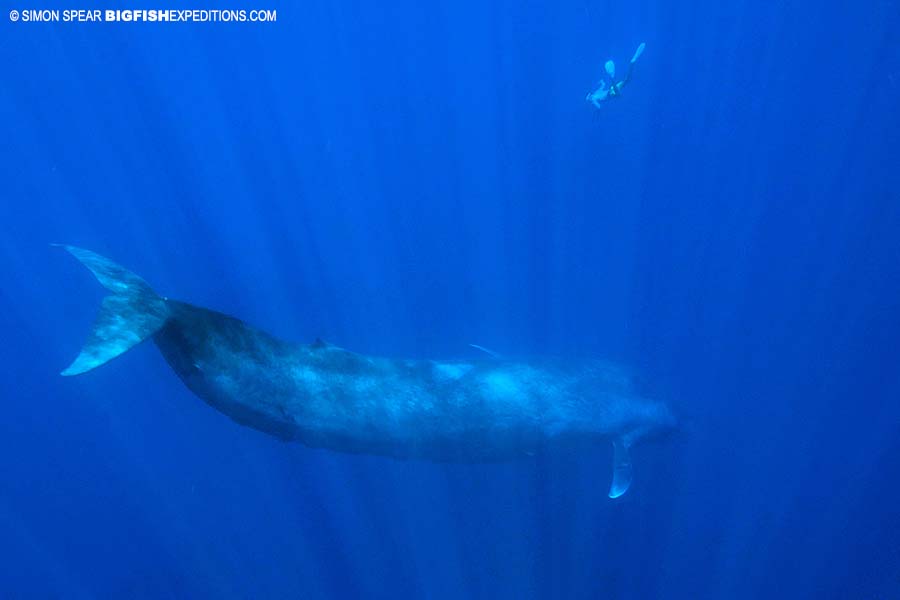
[469,344,501,358]
[608,439,633,498]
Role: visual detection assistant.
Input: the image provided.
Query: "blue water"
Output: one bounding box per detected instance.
[2,1,899,598]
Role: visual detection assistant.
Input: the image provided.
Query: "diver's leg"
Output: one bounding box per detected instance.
[622,42,645,85]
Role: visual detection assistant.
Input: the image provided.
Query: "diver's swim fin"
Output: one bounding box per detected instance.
[608,438,633,498]
[630,42,646,64]
[604,60,616,79]
[56,245,170,375]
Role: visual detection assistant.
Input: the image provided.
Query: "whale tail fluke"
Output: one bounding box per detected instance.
[56,245,170,376]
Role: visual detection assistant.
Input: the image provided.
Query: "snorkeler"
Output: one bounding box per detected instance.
[586,42,646,108]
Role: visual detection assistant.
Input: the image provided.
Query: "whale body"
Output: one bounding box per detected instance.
[58,245,675,498]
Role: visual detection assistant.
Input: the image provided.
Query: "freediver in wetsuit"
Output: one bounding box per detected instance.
[587,42,646,108]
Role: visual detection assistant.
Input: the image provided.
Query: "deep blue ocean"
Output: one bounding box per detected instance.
[2,0,900,598]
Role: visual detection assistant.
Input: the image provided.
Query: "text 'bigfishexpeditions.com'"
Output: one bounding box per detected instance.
[9,9,277,23]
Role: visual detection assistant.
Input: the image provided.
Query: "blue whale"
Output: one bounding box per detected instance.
[58,246,675,498]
